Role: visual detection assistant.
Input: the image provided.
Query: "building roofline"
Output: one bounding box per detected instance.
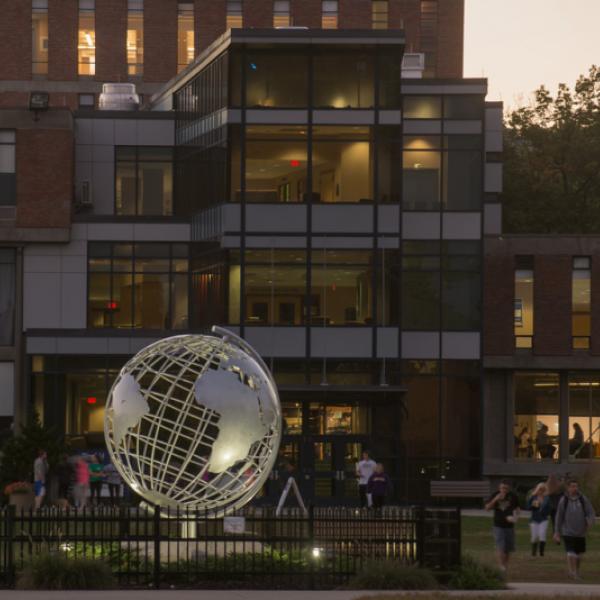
[150,28,406,109]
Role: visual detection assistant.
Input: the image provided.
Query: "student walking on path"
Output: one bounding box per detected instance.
[553,478,595,580]
[355,451,376,508]
[485,479,520,573]
[527,482,550,556]
[367,463,391,510]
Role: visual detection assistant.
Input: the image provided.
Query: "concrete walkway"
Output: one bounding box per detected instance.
[3,584,600,598]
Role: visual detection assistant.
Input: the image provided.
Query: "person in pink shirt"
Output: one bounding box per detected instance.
[74,457,90,509]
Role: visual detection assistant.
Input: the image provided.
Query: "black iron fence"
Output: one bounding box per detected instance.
[0,505,460,589]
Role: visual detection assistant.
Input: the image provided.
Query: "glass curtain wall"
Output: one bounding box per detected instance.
[572,257,591,349]
[514,256,534,349]
[127,0,144,77]
[32,0,49,76]
[88,242,189,330]
[78,0,95,76]
[177,2,195,73]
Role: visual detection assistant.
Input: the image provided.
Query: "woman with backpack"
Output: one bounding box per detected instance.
[527,482,551,556]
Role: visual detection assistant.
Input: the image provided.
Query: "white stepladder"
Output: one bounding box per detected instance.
[275,476,308,517]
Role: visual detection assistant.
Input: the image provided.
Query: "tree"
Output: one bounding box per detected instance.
[0,412,65,495]
[503,65,600,233]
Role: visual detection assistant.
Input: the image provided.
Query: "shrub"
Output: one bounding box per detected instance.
[16,552,116,590]
[4,481,33,496]
[447,555,506,590]
[348,560,439,590]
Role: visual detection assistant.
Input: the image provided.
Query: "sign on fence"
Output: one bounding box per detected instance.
[223,515,246,533]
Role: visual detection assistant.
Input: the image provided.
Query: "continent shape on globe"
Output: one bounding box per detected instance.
[111,373,150,446]
[194,354,276,473]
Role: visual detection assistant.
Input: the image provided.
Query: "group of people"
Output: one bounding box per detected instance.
[516,423,588,460]
[355,451,391,509]
[486,475,595,580]
[33,449,123,510]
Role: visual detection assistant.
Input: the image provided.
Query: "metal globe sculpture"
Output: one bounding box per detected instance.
[104,327,281,516]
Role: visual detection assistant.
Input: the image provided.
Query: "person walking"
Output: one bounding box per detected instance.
[55,453,73,508]
[546,473,564,532]
[73,457,90,510]
[367,463,391,511]
[527,482,550,556]
[485,479,520,573]
[33,449,48,510]
[553,478,595,580]
[88,454,104,506]
[356,450,377,508]
[103,461,122,504]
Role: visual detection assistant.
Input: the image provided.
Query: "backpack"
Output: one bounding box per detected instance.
[558,493,586,515]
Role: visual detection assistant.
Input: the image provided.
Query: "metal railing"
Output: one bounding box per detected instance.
[0,504,460,589]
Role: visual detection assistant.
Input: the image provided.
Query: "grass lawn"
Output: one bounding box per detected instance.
[462,515,600,583]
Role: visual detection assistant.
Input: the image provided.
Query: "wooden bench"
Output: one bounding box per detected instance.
[430,480,490,499]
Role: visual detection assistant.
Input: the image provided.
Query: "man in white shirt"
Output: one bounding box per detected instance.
[355,451,376,508]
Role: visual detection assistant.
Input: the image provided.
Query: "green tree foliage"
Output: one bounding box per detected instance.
[0,412,65,492]
[504,65,600,233]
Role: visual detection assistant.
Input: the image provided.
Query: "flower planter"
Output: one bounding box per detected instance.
[9,491,34,513]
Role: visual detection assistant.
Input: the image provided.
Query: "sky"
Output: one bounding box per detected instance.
[464,0,600,109]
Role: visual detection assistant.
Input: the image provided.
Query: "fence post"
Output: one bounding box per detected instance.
[153,506,161,589]
[416,505,426,568]
[6,505,15,588]
[308,504,315,590]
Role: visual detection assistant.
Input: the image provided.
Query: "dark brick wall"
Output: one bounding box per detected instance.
[390,0,420,52]
[534,255,572,356]
[195,0,227,56]
[48,0,78,81]
[245,0,273,28]
[339,0,371,28]
[483,255,514,356]
[15,127,73,229]
[145,0,177,82]
[292,0,322,28]
[436,0,463,78]
[95,0,127,82]
[0,0,31,80]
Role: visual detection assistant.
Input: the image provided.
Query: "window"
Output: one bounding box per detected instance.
[282,402,302,434]
[515,256,534,348]
[572,257,591,349]
[377,128,402,203]
[78,0,95,77]
[0,131,16,207]
[402,241,440,330]
[177,3,195,73]
[127,0,144,77]
[88,243,189,330]
[245,50,308,108]
[310,250,373,325]
[444,95,483,119]
[242,126,307,203]
[443,135,482,210]
[403,135,440,210]
[226,0,243,29]
[321,0,338,29]
[115,147,173,216]
[514,372,559,460]
[78,93,95,109]
[309,403,370,434]
[372,0,388,29]
[273,0,291,27]
[312,126,373,203]
[568,374,600,460]
[313,50,374,108]
[441,241,481,330]
[403,96,441,119]
[32,0,49,76]
[0,249,16,345]
[243,250,307,325]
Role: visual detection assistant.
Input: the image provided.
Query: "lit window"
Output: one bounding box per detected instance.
[177,2,194,73]
[78,93,95,109]
[32,0,49,76]
[273,0,291,27]
[0,131,16,207]
[88,242,189,330]
[515,257,534,349]
[321,0,338,29]
[572,257,591,349]
[127,0,144,77]
[78,0,95,77]
[372,0,388,29]
[226,0,243,29]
